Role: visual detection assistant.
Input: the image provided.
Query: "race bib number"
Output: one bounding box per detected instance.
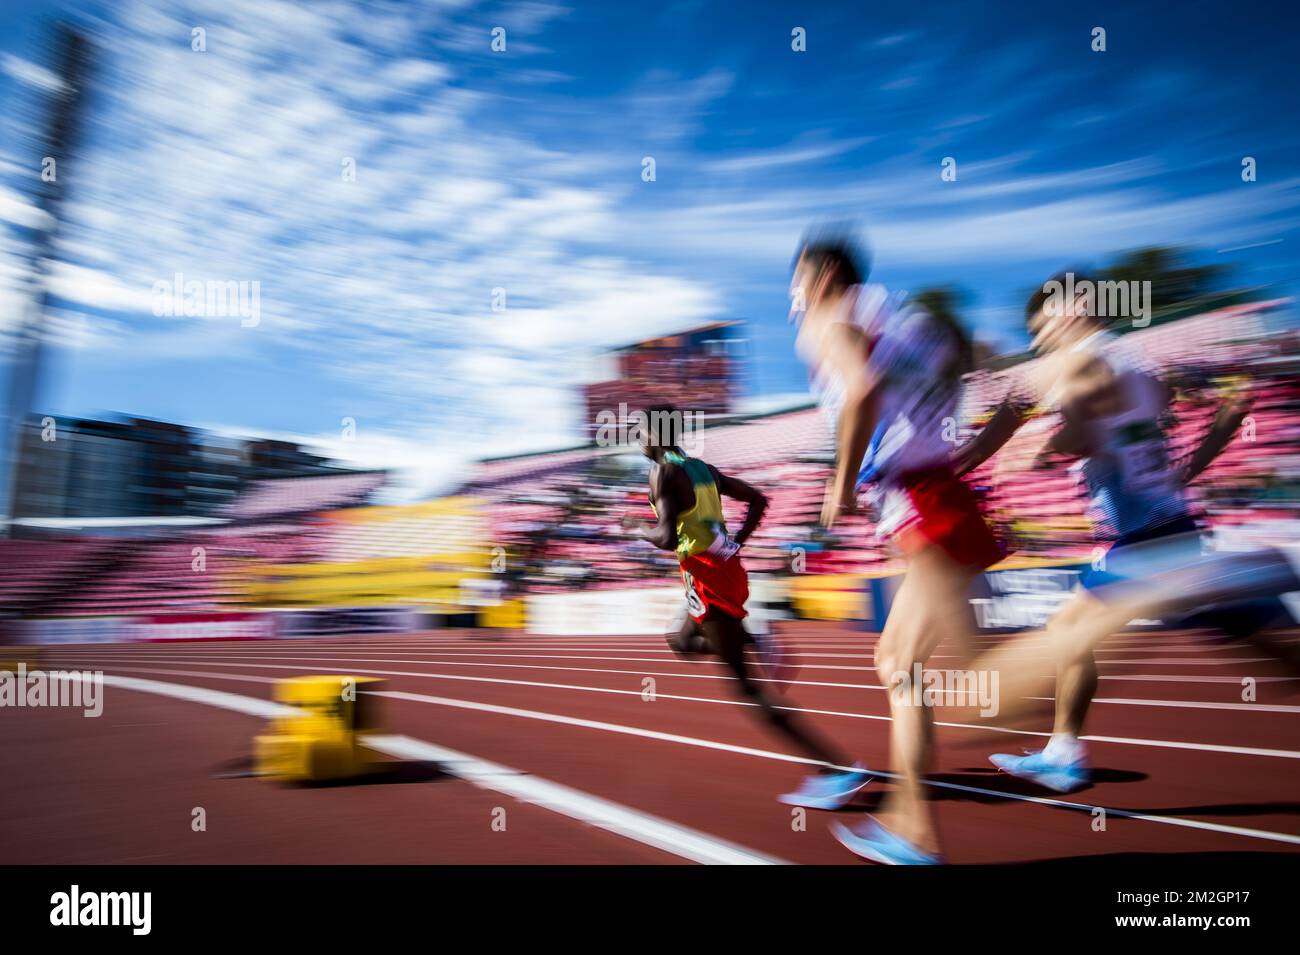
[1115,419,1174,491]
[706,532,741,561]
[682,571,706,618]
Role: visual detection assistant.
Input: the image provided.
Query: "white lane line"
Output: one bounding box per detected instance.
[53,624,1269,649]
[266,632,1243,647]
[166,653,878,690]
[31,635,1220,649]
[74,672,783,866]
[114,647,1235,662]
[70,668,1300,847]
[1103,658,1273,666]
[50,647,1274,668]
[184,645,1208,660]
[1033,696,1300,714]
[188,631,1242,647]
[55,649,1300,706]
[58,657,1300,760]
[1101,674,1297,684]
[48,648,1292,686]
[368,689,1300,848]
[364,734,784,865]
[53,671,298,719]
[26,635,1185,651]
[41,650,872,673]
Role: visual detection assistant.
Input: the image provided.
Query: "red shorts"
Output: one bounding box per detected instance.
[679,552,749,622]
[891,467,1006,571]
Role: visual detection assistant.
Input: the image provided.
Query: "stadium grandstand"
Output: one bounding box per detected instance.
[461,299,1300,596]
[1,298,1297,632]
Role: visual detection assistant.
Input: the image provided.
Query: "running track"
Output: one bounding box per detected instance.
[3,622,1298,864]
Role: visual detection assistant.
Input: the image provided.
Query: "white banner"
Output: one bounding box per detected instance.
[525,577,789,636]
[20,617,127,645]
[526,586,683,635]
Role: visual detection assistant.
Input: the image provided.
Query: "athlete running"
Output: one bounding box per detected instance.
[791,234,1005,864]
[624,403,870,810]
[951,273,1300,792]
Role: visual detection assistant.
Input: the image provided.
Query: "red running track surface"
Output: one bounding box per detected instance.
[3,622,1298,864]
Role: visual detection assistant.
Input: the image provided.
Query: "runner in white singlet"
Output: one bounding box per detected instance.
[788,234,1003,864]
[949,272,1299,793]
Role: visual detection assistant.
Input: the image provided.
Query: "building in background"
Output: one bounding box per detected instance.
[10,414,350,520]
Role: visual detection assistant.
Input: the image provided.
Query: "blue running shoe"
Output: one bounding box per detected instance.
[989,749,1091,793]
[777,763,871,810]
[830,817,943,865]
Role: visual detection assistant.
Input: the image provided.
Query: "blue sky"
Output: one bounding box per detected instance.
[1,0,1297,496]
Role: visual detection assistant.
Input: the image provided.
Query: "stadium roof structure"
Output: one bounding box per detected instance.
[606,319,743,353]
[4,516,227,531]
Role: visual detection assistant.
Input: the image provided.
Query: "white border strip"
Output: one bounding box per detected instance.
[79,673,783,866]
[363,734,784,865]
[63,670,1300,850]
[60,655,1300,760]
[371,689,1300,848]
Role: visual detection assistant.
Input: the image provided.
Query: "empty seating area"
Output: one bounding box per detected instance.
[467,301,1300,588]
[0,538,122,613]
[222,471,388,521]
[12,524,330,618]
[4,301,1296,615]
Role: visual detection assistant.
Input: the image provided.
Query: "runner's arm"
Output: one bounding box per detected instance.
[1180,391,1252,485]
[1041,415,1087,461]
[822,322,880,521]
[629,465,682,552]
[711,467,768,547]
[951,398,1032,477]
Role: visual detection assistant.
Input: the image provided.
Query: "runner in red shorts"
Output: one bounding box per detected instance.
[625,403,869,809]
[791,232,1004,863]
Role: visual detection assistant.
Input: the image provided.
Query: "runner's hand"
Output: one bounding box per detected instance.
[820,493,857,529]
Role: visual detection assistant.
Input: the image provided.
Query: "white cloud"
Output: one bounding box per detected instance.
[4,0,1294,490]
[0,53,65,93]
[702,136,876,175]
[0,0,737,474]
[0,184,53,230]
[46,261,155,312]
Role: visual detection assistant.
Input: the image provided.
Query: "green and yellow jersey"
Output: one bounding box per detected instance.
[652,450,735,561]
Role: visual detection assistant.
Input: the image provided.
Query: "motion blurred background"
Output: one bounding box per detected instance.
[1,0,1297,637]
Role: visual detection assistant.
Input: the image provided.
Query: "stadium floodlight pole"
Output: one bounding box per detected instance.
[0,24,92,535]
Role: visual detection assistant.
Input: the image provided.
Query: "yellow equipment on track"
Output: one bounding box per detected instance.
[254,675,387,783]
